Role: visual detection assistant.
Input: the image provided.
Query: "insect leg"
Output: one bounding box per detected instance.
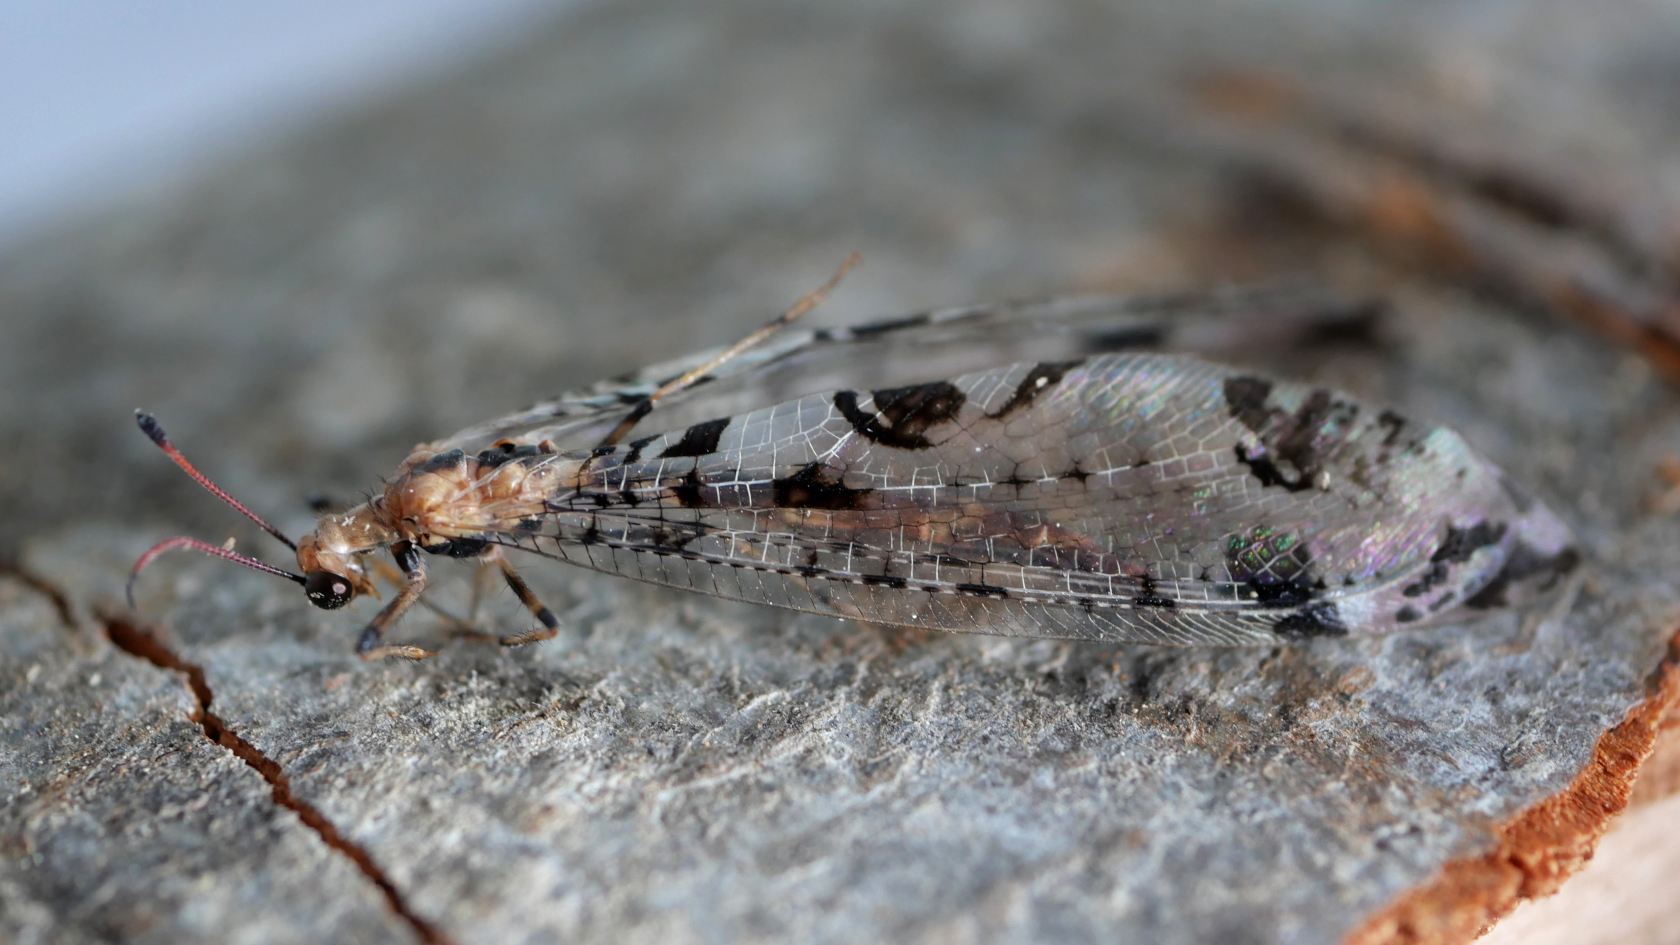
[478,546,561,647]
[596,252,859,447]
[468,556,497,628]
[442,558,504,643]
[368,554,471,630]
[356,541,440,660]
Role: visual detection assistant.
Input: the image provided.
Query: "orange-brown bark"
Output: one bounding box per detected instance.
[1345,631,1680,945]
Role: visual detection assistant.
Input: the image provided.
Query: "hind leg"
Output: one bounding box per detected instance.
[596,253,858,447]
[474,546,561,647]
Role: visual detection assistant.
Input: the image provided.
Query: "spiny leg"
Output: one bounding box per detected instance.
[596,252,859,447]
[356,540,439,660]
[477,545,561,647]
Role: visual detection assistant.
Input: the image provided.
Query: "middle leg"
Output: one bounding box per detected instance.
[442,556,510,644]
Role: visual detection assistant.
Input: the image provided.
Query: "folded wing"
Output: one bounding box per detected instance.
[483,353,1575,645]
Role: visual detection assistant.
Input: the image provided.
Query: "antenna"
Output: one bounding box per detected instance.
[127,536,306,609]
[135,411,297,550]
[128,412,312,610]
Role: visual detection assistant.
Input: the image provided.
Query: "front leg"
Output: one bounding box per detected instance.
[368,554,473,631]
[356,540,439,660]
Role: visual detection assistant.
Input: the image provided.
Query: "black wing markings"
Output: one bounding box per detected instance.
[987,360,1083,420]
[832,380,967,450]
[659,418,731,458]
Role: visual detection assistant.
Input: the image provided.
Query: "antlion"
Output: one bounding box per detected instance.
[130,260,1578,660]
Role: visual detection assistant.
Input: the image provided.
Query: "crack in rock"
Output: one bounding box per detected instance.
[94,608,453,945]
[0,559,78,629]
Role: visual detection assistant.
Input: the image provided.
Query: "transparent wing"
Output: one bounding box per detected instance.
[482,353,1575,645]
[431,282,1380,456]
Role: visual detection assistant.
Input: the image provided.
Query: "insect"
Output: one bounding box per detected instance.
[130,267,1579,658]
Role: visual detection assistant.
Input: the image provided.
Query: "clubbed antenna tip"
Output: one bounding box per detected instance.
[134,410,298,551]
[135,410,169,448]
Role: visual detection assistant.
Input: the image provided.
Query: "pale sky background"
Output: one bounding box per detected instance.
[0,0,567,246]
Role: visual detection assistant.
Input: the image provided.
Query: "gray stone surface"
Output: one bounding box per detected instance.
[4,1,1680,943]
[0,580,409,945]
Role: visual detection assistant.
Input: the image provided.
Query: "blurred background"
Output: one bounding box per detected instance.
[0,0,561,245]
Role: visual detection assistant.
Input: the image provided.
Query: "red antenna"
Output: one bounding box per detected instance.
[128,411,307,608]
[127,536,305,608]
[136,411,298,550]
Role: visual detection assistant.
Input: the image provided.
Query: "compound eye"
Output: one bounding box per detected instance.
[303,571,355,609]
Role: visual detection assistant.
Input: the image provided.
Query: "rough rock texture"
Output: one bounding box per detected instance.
[4,1,1680,944]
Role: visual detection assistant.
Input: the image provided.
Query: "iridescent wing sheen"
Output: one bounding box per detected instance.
[482,352,1576,646]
